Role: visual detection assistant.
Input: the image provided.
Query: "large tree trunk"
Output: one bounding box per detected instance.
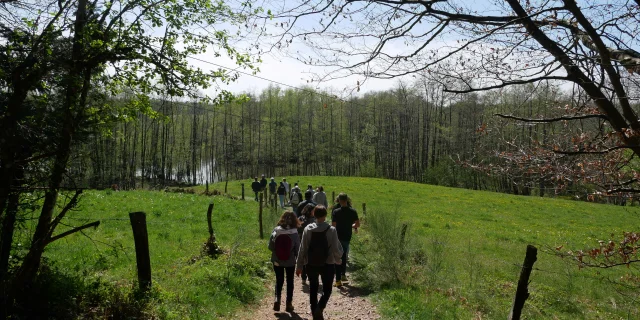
[12,0,89,293]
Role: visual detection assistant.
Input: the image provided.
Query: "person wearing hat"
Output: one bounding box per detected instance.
[331,193,359,286]
[260,174,268,192]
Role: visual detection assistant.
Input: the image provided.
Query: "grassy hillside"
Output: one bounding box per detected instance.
[36,176,640,319]
[209,176,640,319]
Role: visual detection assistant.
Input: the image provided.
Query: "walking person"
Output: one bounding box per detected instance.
[260,174,268,192]
[277,182,287,208]
[268,211,301,313]
[297,202,317,284]
[296,205,343,320]
[297,190,316,218]
[312,185,328,208]
[331,193,360,286]
[282,178,290,202]
[251,177,261,201]
[290,183,302,214]
[269,177,278,204]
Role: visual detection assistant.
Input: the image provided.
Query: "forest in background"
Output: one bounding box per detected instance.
[70,79,628,199]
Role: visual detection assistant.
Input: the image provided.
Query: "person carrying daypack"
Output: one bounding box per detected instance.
[290,184,302,214]
[297,202,317,283]
[296,206,343,320]
[268,211,301,313]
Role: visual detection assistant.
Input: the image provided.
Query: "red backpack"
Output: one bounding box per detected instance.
[275,234,293,261]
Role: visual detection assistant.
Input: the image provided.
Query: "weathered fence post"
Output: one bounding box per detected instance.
[205,180,209,194]
[508,245,538,320]
[263,189,268,207]
[241,183,245,200]
[332,191,335,204]
[225,179,228,193]
[362,203,367,216]
[205,202,222,255]
[259,193,264,239]
[129,212,151,291]
[207,203,214,237]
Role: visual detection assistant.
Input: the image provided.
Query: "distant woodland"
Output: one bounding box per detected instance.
[70,80,619,198]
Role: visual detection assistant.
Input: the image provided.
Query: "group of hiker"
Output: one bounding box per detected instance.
[251,175,329,213]
[268,191,360,320]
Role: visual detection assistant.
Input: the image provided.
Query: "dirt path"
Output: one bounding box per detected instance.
[240,274,380,320]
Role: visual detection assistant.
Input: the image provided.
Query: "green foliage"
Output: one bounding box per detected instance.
[35,190,270,318]
[209,176,640,319]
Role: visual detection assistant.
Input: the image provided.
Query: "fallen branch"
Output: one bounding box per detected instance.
[46,221,100,244]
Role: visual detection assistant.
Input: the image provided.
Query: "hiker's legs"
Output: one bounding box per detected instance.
[285,266,295,302]
[318,264,336,310]
[335,241,349,281]
[340,240,350,277]
[307,266,321,312]
[254,192,259,201]
[273,265,285,302]
[279,195,285,208]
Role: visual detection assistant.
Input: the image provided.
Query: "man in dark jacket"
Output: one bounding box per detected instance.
[297,190,316,218]
[251,177,261,201]
[260,174,268,191]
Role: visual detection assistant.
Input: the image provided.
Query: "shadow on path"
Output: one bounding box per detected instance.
[274,311,307,320]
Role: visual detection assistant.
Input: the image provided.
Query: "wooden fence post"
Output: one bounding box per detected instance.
[362,203,367,216]
[207,203,214,237]
[129,212,151,291]
[259,193,264,239]
[508,245,538,320]
[263,189,268,207]
[225,179,228,194]
[241,183,245,200]
[205,181,209,194]
[332,191,335,205]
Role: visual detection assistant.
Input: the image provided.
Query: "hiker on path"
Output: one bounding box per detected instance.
[269,177,278,202]
[306,184,316,197]
[296,206,343,320]
[277,182,287,208]
[331,193,360,287]
[297,202,317,284]
[251,177,261,201]
[260,174,268,191]
[268,211,301,313]
[290,183,302,214]
[282,178,290,201]
[312,186,328,208]
[297,190,316,218]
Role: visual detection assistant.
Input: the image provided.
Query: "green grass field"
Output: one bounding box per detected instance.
[38,176,640,319]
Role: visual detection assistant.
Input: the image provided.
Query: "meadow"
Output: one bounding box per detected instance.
[35,176,640,319]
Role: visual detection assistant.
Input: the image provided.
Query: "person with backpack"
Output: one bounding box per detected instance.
[296,206,343,320]
[290,184,302,214]
[277,182,287,208]
[331,193,360,287]
[297,197,317,283]
[297,190,316,218]
[282,178,290,200]
[251,177,261,201]
[268,211,301,313]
